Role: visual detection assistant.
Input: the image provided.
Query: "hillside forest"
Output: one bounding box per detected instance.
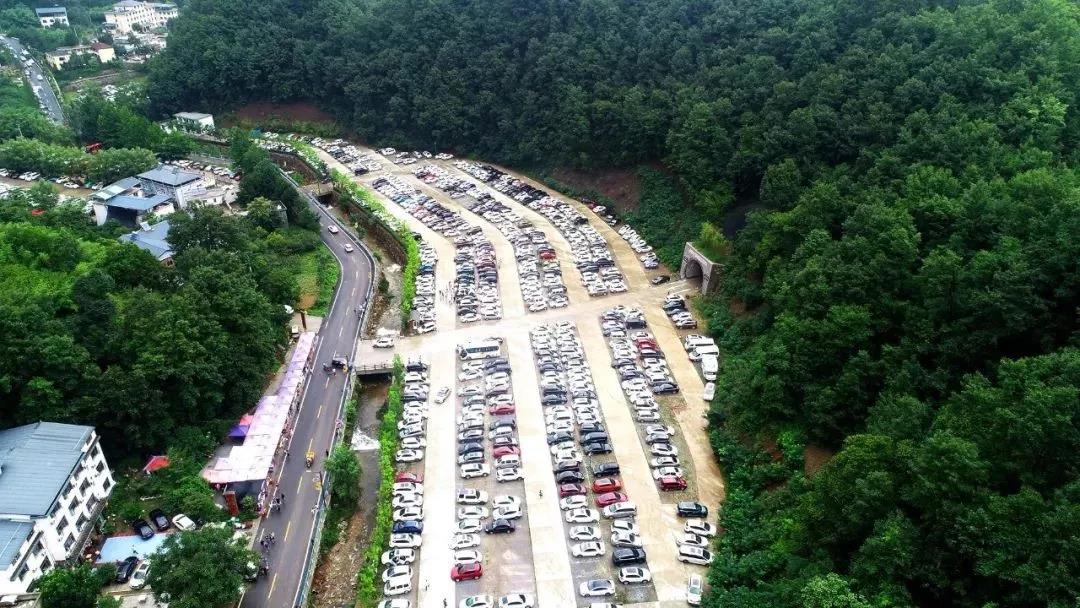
[142,0,1080,605]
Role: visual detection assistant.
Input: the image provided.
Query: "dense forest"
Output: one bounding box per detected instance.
[146,0,1078,605]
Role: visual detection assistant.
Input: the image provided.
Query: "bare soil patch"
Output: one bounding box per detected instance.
[804,443,834,477]
[550,166,643,213]
[227,101,337,125]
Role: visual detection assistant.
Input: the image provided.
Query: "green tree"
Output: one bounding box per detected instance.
[146,527,257,608]
[326,444,361,506]
[38,563,114,608]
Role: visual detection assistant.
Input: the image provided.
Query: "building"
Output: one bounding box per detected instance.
[137,165,202,208]
[44,44,116,70]
[91,176,175,226]
[35,6,68,27]
[118,220,174,264]
[103,0,178,35]
[0,423,114,595]
[172,112,215,130]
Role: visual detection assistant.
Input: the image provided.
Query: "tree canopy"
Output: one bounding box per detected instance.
[145,527,257,608]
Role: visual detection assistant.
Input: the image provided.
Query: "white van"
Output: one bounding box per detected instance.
[684,335,716,351]
[383,575,412,596]
[700,355,719,381]
[602,501,637,519]
[689,344,720,362]
[703,382,716,401]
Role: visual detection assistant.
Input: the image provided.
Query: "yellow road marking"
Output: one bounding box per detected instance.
[283,521,292,543]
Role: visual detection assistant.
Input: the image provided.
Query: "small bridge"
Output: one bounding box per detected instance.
[353,362,394,377]
[304,182,333,197]
[679,242,721,294]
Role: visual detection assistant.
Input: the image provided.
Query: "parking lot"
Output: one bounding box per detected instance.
[315,143,725,608]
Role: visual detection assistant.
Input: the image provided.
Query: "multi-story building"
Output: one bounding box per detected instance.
[103,0,178,35]
[137,165,203,208]
[35,6,69,28]
[0,423,114,595]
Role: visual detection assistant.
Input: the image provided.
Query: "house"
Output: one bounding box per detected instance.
[35,6,68,27]
[103,0,178,35]
[137,165,202,208]
[44,44,115,70]
[172,112,215,130]
[119,220,174,265]
[93,193,174,226]
[0,423,114,595]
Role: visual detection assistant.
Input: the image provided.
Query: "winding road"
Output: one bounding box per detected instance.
[239,178,376,608]
[0,35,65,123]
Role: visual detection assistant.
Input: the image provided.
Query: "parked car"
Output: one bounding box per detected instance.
[132,518,154,540]
[148,509,170,531]
[115,556,139,583]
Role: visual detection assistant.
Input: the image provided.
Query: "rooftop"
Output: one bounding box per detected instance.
[138,165,200,187]
[107,193,171,211]
[35,6,67,16]
[0,520,34,570]
[0,422,93,518]
[119,220,173,260]
[91,176,140,201]
[174,112,212,120]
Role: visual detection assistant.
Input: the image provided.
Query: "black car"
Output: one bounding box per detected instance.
[555,469,586,484]
[579,422,606,435]
[583,442,613,455]
[651,275,671,285]
[593,462,620,478]
[148,508,170,531]
[492,435,518,447]
[484,519,515,534]
[547,431,573,445]
[653,382,680,394]
[677,501,709,518]
[612,547,647,566]
[580,432,610,445]
[115,556,139,583]
[132,518,155,540]
[489,416,516,430]
[392,520,423,535]
[541,394,567,406]
[458,442,484,455]
[553,461,581,474]
[485,362,511,374]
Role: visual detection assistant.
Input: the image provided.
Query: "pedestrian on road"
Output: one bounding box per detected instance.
[269,532,276,545]
[538,489,543,498]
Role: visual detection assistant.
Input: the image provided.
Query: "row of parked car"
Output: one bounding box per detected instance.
[528,321,659,599]
[616,224,660,269]
[312,138,382,174]
[454,162,630,297]
[371,175,503,324]
[416,164,569,312]
[383,359,433,597]
[412,242,438,334]
[664,294,698,329]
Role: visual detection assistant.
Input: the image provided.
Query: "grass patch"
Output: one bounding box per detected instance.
[311,246,340,317]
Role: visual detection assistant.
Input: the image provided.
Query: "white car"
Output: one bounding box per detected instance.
[388,533,422,548]
[492,495,521,510]
[564,508,600,523]
[343,243,355,253]
[687,573,704,605]
[393,506,423,521]
[578,578,615,597]
[610,520,639,535]
[677,545,714,565]
[458,595,493,608]
[383,574,412,596]
[457,488,489,505]
[450,533,480,550]
[129,560,151,589]
[327,224,340,234]
[497,594,535,608]
[377,600,412,608]
[457,506,489,520]
[571,541,605,558]
[400,437,426,450]
[392,493,422,509]
[171,514,196,531]
[396,448,423,463]
[680,533,708,548]
[374,336,395,348]
[457,518,483,534]
[381,548,416,565]
[684,520,717,537]
[453,549,483,565]
[460,463,491,479]
[569,525,600,541]
[492,505,522,520]
[559,496,587,511]
[618,566,651,584]
[611,530,642,548]
[382,565,412,583]
[496,467,523,482]
[435,387,451,403]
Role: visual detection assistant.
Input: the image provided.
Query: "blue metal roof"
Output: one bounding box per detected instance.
[138,165,200,187]
[119,220,173,260]
[107,193,172,211]
[0,521,33,569]
[0,422,92,517]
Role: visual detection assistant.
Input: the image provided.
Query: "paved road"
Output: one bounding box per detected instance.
[0,35,65,123]
[239,187,375,608]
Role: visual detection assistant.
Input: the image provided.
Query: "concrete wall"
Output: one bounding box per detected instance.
[679,241,721,294]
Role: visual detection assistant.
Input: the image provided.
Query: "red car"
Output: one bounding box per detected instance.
[558,483,587,498]
[489,403,516,415]
[492,445,521,458]
[596,492,629,507]
[395,472,423,484]
[634,339,659,350]
[451,562,483,581]
[658,475,688,491]
[591,477,622,493]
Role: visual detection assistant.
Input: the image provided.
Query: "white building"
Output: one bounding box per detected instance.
[0,423,114,595]
[173,112,215,130]
[137,165,203,208]
[104,0,178,35]
[35,6,69,27]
